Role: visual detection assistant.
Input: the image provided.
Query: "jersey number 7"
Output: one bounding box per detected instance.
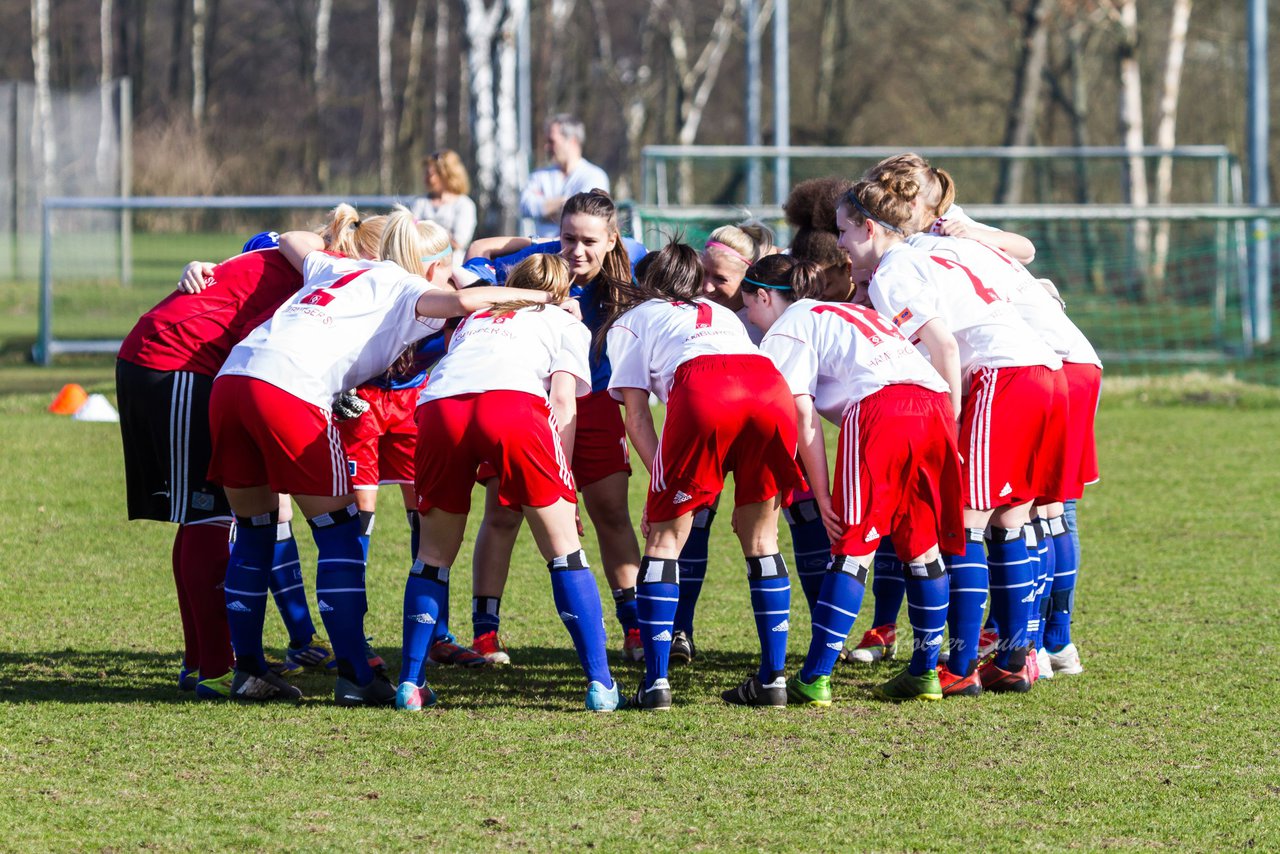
[929,256,1003,305]
[813,304,902,346]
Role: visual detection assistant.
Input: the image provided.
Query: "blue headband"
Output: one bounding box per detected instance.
[743,275,791,291]
[420,246,453,264]
[847,195,905,235]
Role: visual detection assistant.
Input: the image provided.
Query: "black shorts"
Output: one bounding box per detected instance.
[116,358,232,524]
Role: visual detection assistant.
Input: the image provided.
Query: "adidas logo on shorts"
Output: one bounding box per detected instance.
[999,482,1013,497]
[652,629,672,642]
[864,526,880,541]
[227,600,252,613]
[408,612,435,624]
[772,619,790,633]
[673,490,693,504]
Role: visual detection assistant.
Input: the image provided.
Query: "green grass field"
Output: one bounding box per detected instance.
[0,368,1277,850]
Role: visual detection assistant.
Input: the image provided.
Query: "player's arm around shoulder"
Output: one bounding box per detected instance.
[278,231,327,272]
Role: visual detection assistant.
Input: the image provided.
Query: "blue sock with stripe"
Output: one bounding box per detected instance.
[472,596,501,638]
[1031,519,1054,649]
[1044,515,1078,652]
[637,556,680,690]
[799,556,866,682]
[905,559,949,676]
[310,506,372,685]
[945,530,989,677]
[400,561,447,685]
[611,586,639,633]
[1023,523,1042,650]
[870,540,907,628]
[986,526,1034,671]
[550,550,612,688]
[747,554,791,684]
[268,521,316,646]
[224,511,278,676]
[784,500,832,615]
[673,508,713,637]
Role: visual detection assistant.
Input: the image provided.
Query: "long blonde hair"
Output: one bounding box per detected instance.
[379,205,452,277]
[489,254,571,313]
[319,203,386,259]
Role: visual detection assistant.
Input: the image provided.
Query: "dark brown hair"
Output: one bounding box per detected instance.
[739,254,825,302]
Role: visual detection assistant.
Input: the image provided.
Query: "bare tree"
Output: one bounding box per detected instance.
[669,0,743,204]
[398,0,429,155]
[1105,0,1151,298]
[98,0,116,182]
[463,0,509,224]
[312,0,333,186]
[592,2,662,201]
[495,0,527,233]
[192,0,208,129]
[378,0,396,193]
[32,0,55,201]
[432,1,450,150]
[1151,0,1193,288]
[996,0,1056,204]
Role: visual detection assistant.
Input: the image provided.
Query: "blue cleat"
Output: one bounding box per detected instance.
[585,679,624,712]
[395,680,438,711]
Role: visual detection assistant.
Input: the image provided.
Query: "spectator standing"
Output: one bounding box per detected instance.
[411,149,478,256]
[519,114,611,237]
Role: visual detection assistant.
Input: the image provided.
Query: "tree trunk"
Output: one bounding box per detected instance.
[32,0,56,200]
[313,0,333,186]
[495,0,526,233]
[191,0,208,129]
[398,0,429,152]
[546,0,578,114]
[98,0,116,182]
[672,0,738,204]
[377,0,396,193]
[433,0,451,151]
[1115,0,1151,299]
[815,0,838,131]
[1151,0,1192,288]
[464,0,507,228]
[996,0,1055,204]
[169,0,187,105]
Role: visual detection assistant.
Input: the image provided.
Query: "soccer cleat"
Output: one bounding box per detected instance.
[978,658,1033,693]
[426,639,489,669]
[978,627,1000,660]
[471,631,511,666]
[178,665,199,692]
[937,663,983,697]
[669,630,696,665]
[395,681,438,711]
[633,678,673,711]
[194,671,234,700]
[283,633,336,676]
[1047,642,1084,676]
[365,636,388,674]
[873,667,943,702]
[226,670,303,703]
[335,673,397,707]
[722,675,788,707]
[621,628,645,662]
[586,680,625,712]
[787,674,832,707]
[848,624,898,664]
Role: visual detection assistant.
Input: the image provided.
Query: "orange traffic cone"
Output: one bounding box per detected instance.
[49,383,89,415]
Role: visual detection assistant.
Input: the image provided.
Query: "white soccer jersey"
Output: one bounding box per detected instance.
[909,234,1101,367]
[218,252,443,409]
[607,298,759,403]
[761,299,949,423]
[869,241,1062,376]
[419,304,591,403]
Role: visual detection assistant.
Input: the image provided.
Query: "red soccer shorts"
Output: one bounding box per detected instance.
[1035,367,1072,504]
[415,390,576,515]
[337,385,418,488]
[960,364,1057,510]
[1061,362,1102,499]
[473,389,629,489]
[207,374,352,496]
[831,384,965,560]
[646,354,802,524]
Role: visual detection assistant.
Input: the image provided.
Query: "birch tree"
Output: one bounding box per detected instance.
[1150,0,1192,289]
[463,0,509,226]
[378,0,395,193]
[432,1,450,150]
[32,0,56,201]
[192,0,208,129]
[397,0,429,152]
[1106,0,1151,298]
[98,0,115,182]
[494,0,526,233]
[313,0,332,185]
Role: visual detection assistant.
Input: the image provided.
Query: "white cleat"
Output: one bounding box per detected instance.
[1035,647,1054,680]
[1046,642,1083,676]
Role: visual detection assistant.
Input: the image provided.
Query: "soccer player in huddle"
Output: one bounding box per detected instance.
[746,253,964,703]
[837,175,1064,695]
[605,242,803,709]
[207,208,554,706]
[399,253,624,712]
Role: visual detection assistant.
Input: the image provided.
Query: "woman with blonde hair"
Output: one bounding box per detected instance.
[411,149,478,254]
[398,253,623,712]
[206,207,559,706]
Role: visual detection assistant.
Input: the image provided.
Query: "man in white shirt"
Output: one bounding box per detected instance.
[520,114,611,237]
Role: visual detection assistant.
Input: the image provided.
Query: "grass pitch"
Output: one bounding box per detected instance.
[0,371,1278,850]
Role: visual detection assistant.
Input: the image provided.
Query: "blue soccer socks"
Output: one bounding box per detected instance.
[1044,514,1078,653]
[747,554,791,684]
[637,556,680,690]
[268,521,317,647]
[784,499,832,615]
[401,560,447,685]
[310,505,372,685]
[870,539,907,628]
[611,586,639,634]
[549,549,612,688]
[904,558,949,676]
[472,595,502,639]
[673,508,714,637]
[986,526,1035,671]
[945,530,989,677]
[224,511,278,677]
[799,555,866,683]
